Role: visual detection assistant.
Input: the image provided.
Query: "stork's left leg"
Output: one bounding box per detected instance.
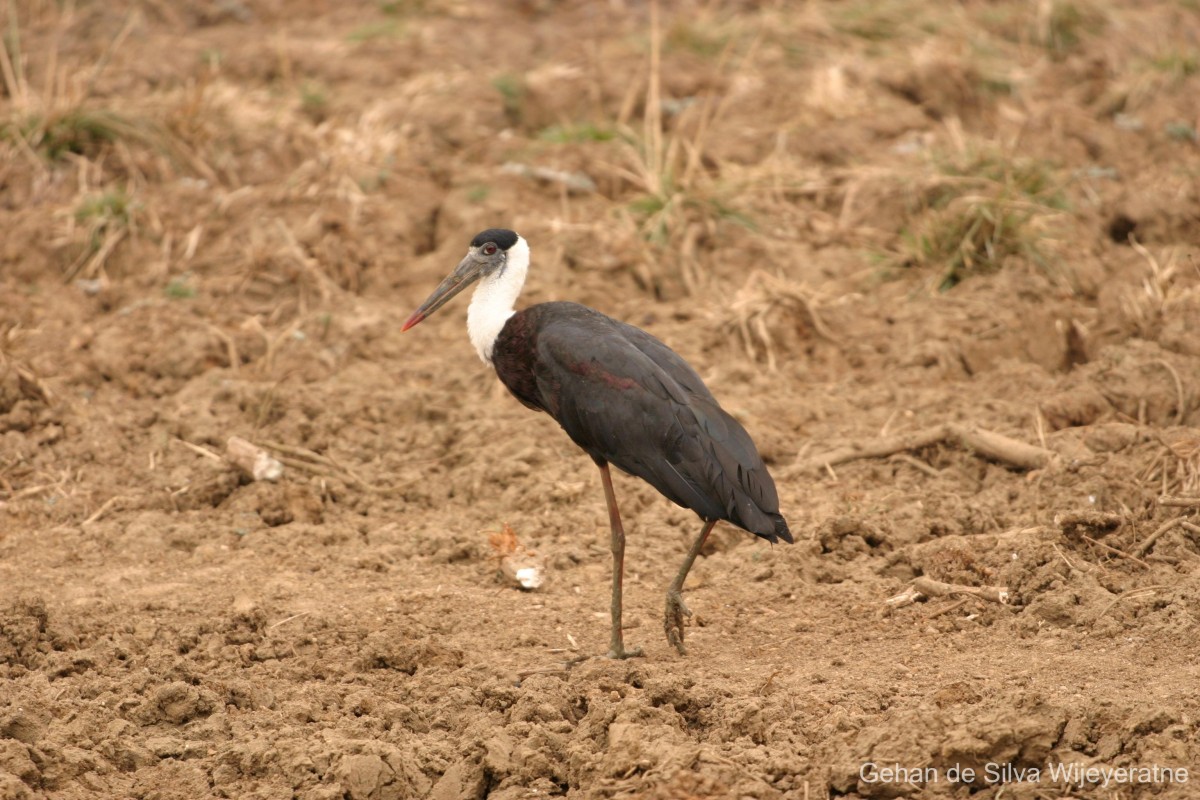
[664,519,717,655]
[597,462,642,659]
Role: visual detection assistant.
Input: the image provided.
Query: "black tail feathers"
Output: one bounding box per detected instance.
[771,513,793,544]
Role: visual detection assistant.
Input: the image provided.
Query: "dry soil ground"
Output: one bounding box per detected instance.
[2,1,1200,798]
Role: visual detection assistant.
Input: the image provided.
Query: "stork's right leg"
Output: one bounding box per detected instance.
[598,462,642,659]
[664,519,717,656]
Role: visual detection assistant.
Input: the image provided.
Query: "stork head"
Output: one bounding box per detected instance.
[401,229,522,331]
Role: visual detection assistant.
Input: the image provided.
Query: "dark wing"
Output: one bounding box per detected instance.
[530,305,789,543]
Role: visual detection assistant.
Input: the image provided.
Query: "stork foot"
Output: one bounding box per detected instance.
[606,643,644,660]
[664,590,692,655]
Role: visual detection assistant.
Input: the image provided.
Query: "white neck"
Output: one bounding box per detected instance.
[468,235,529,364]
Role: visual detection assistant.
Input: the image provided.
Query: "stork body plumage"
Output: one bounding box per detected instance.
[403,229,791,657]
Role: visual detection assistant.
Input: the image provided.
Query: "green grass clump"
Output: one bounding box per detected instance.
[828,0,939,42]
[1165,121,1199,143]
[377,0,429,13]
[935,153,1067,209]
[492,74,526,125]
[895,151,1067,291]
[665,20,731,57]
[903,199,1045,291]
[2,109,144,161]
[1149,50,1200,78]
[75,190,135,227]
[347,19,405,42]
[627,189,754,241]
[1037,1,1106,59]
[63,188,140,279]
[538,123,618,144]
[300,82,330,123]
[165,276,196,300]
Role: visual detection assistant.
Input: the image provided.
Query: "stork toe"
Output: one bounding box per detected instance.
[606,643,644,660]
[664,590,692,655]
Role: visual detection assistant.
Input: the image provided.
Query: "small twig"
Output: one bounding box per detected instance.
[1095,585,1165,622]
[1180,521,1200,536]
[1051,543,1081,572]
[925,597,970,619]
[275,220,336,303]
[912,576,1010,604]
[890,453,941,478]
[799,423,1057,473]
[807,426,944,473]
[208,324,240,373]
[260,439,338,467]
[1158,496,1200,508]
[273,453,336,477]
[878,409,900,438]
[2,483,52,501]
[0,1,25,107]
[259,439,381,493]
[82,495,127,526]
[884,585,923,609]
[1132,517,1182,557]
[69,227,127,281]
[515,653,593,683]
[500,162,597,193]
[1151,358,1187,425]
[1137,450,1167,486]
[13,362,52,404]
[885,577,1010,609]
[268,611,311,630]
[948,424,1058,470]
[81,8,139,103]
[756,669,783,695]
[174,438,223,462]
[226,436,283,482]
[1081,534,1151,569]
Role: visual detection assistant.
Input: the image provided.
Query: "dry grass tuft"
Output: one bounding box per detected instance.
[0,330,46,399]
[1170,434,1200,495]
[1,6,147,160]
[602,2,758,298]
[1033,0,1108,60]
[0,323,53,412]
[1118,240,1200,340]
[825,0,945,43]
[227,219,343,319]
[979,0,1108,58]
[716,270,836,370]
[56,188,141,280]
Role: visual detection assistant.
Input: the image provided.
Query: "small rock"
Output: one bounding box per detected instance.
[146,736,184,759]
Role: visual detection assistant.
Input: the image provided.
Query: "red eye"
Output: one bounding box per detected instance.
[482,243,498,255]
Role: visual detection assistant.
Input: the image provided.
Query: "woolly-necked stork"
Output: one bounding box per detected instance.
[402,229,791,657]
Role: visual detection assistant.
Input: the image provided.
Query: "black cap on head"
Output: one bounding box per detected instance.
[470,229,519,251]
